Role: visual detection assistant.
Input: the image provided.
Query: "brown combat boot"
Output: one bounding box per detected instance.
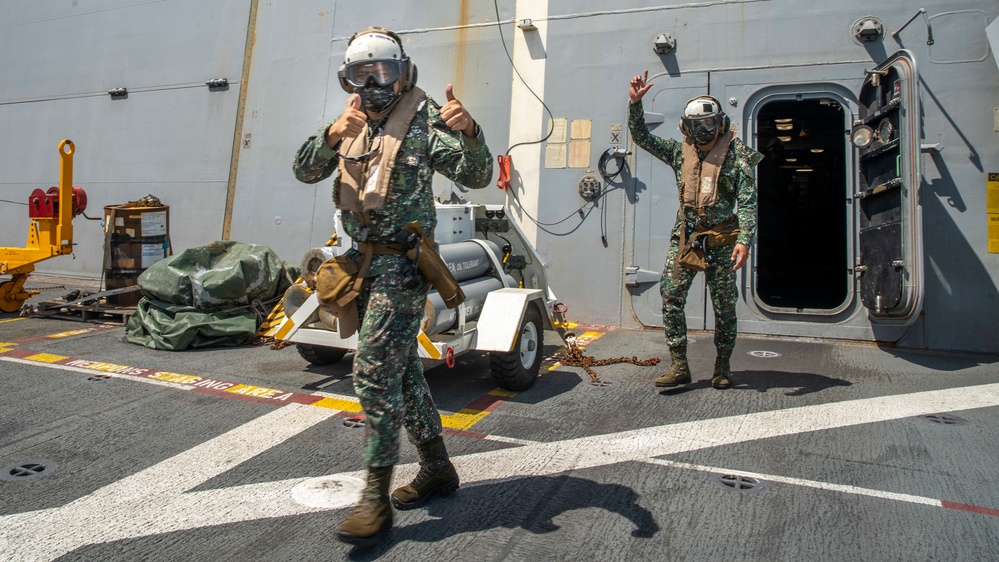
[654,346,692,387]
[711,348,733,389]
[390,435,459,510]
[336,465,394,547]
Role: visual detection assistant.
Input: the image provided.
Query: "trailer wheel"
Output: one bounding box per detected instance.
[296,343,348,366]
[490,304,544,391]
[0,281,25,313]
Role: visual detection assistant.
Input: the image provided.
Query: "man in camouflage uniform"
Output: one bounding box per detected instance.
[293,27,492,546]
[627,70,763,390]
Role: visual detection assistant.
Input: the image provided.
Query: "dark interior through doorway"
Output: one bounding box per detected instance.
[755,99,848,310]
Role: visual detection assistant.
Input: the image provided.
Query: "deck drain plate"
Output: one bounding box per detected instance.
[291,475,364,509]
[712,473,768,494]
[86,373,112,382]
[342,416,366,428]
[586,379,617,388]
[922,413,968,426]
[1,459,58,481]
[748,350,781,358]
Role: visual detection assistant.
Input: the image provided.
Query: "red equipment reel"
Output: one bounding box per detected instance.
[42,186,88,217]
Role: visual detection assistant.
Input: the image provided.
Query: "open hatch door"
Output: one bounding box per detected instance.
[851,50,924,327]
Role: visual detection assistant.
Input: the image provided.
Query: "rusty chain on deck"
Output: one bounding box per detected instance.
[559,338,660,385]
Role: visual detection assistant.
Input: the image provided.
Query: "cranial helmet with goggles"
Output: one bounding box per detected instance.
[679,95,730,145]
[337,27,417,95]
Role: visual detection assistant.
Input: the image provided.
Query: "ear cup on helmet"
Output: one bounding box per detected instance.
[405,61,417,91]
[398,59,416,92]
[337,65,354,94]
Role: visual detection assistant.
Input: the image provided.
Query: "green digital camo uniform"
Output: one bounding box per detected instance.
[294,97,492,467]
[628,100,763,353]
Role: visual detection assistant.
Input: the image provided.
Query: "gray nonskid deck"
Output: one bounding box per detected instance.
[0,316,997,561]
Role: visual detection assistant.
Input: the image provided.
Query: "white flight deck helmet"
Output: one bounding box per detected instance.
[679,95,729,145]
[337,27,416,93]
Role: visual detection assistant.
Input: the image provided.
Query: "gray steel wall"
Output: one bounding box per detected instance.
[2,1,998,353]
[228,0,516,256]
[0,0,249,276]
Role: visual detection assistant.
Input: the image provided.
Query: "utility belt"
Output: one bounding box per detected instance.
[674,215,740,279]
[350,239,419,256]
[313,221,464,338]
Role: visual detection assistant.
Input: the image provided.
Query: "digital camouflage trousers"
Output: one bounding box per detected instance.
[353,270,442,468]
[660,239,739,353]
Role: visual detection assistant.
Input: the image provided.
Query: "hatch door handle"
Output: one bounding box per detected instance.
[625,266,661,287]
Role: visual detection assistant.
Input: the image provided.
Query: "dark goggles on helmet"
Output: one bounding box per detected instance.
[339,60,403,88]
[681,115,719,132]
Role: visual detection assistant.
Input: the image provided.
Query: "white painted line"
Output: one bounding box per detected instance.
[2,381,998,559]
[0,356,192,390]
[0,404,340,560]
[451,383,999,486]
[482,434,540,446]
[640,458,940,507]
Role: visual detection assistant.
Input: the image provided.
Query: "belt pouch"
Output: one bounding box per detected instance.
[402,222,465,308]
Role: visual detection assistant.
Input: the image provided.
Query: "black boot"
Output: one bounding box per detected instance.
[712,348,733,389]
[655,345,692,387]
[336,465,394,547]
[390,435,459,510]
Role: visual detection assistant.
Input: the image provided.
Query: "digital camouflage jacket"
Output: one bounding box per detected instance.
[294,97,493,274]
[628,100,763,246]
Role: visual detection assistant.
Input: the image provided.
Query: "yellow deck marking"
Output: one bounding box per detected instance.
[25,353,69,363]
[0,318,26,325]
[46,329,95,339]
[442,409,489,431]
[225,384,283,399]
[312,397,363,412]
[3,326,609,434]
[148,372,202,385]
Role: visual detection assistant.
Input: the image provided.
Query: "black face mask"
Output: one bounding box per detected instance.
[357,83,400,113]
[691,124,718,145]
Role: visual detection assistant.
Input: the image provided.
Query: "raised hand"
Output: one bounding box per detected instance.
[629,70,654,104]
[326,94,366,147]
[440,84,476,137]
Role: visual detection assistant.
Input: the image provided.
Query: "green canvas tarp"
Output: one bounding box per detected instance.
[125,240,299,350]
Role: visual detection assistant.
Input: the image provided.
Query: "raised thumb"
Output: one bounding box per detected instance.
[445,84,456,102]
[348,93,361,110]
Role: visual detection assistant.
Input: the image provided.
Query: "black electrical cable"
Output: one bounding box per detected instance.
[491,1,607,239]
[505,184,592,227]
[493,0,555,155]
[598,148,627,180]
[600,184,609,246]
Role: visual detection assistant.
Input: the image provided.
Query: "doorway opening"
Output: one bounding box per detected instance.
[755,98,849,311]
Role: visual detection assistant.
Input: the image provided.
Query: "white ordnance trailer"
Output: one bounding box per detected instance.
[273,203,568,391]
